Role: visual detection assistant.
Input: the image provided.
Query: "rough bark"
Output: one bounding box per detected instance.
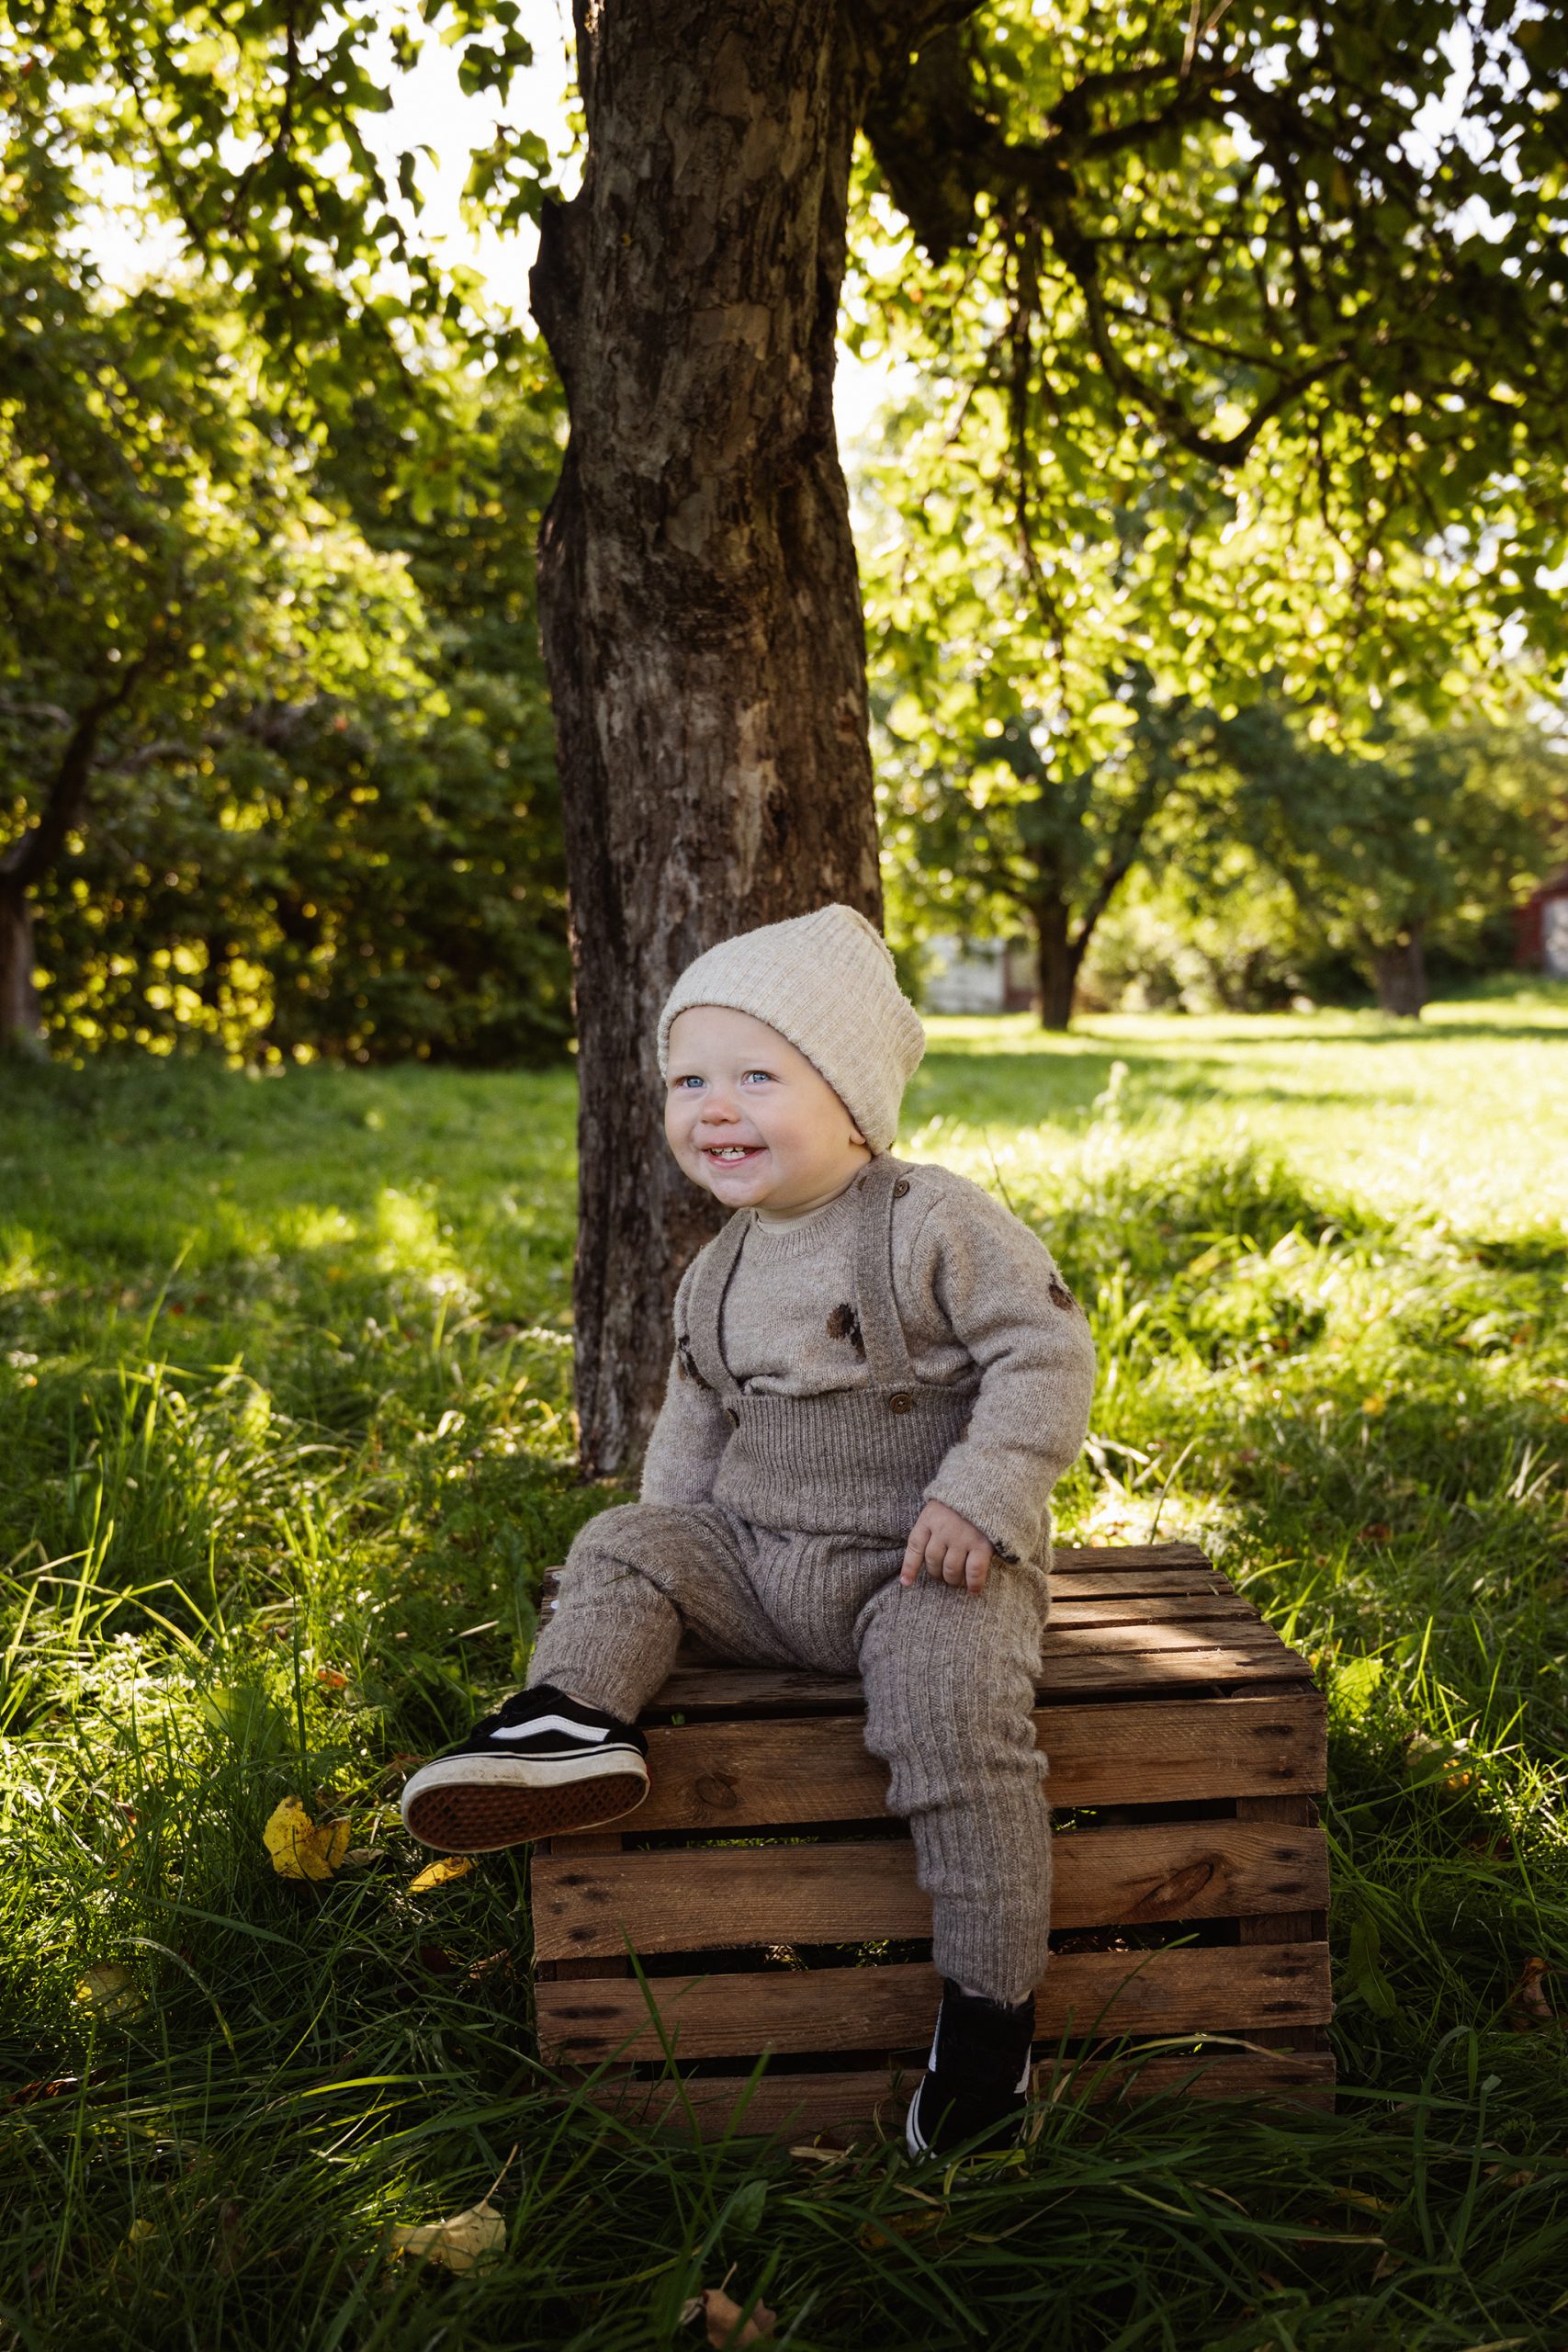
[1369,924,1427,1018]
[1033,893,1082,1032]
[0,882,43,1057]
[532,0,949,1476]
[0,695,110,1057]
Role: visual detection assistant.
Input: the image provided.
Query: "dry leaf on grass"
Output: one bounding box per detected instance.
[389,2199,505,2272]
[680,2287,777,2346]
[389,2144,516,2274]
[1507,1956,1556,2032]
[409,1855,476,1894]
[263,1796,351,1883]
[74,1963,144,2018]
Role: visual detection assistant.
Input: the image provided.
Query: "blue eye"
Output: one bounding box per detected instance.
[742,1069,773,1084]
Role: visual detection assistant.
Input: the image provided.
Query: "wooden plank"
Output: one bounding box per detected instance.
[1054,1543,1213,1570]
[532,1820,1330,1960]
[1047,1568,1235,1600]
[1048,1594,1257,1629]
[535,1832,629,1980]
[1235,1794,1328,1963]
[1043,1617,1290,1656]
[629,1690,1326,1834]
[585,2047,1336,2139]
[647,1635,1312,1723]
[536,1544,1218,1614]
[537,1939,1334,2061]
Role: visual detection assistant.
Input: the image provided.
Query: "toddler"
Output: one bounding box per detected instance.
[401,906,1097,2154]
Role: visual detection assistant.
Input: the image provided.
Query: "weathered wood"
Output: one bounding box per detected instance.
[1043,1568,1235,1600]
[585,2047,1337,2138]
[530,1543,1335,2128]
[537,1939,1334,2061]
[534,1832,630,1980]
[1235,1794,1329,1984]
[537,1544,1226,1614]
[533,1820,1329,1960]
[626,1690,1326,1833]
[1053,1543,1213,1570]
[646,1633,1309,1722]
[1048,1594,1256,1627]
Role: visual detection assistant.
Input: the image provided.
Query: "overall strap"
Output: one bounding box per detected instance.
[852,1153,919,1389]
[681,1204,751,1398]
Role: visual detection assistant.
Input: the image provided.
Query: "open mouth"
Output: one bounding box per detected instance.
[703,1144,765,1164]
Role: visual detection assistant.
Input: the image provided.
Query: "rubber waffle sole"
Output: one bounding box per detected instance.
[402,1771,648,1852]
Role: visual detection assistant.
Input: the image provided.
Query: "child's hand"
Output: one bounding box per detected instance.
[899,1500,995,1595]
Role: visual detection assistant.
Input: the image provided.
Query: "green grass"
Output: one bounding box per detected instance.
[3,986,1567,2349]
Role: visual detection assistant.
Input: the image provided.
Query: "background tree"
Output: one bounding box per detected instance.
[1,60,570,1065]
[1215,708,1568,1017]
[879,673,1213,1028]
[13,0,1568,1464]
[0,237,280,1052]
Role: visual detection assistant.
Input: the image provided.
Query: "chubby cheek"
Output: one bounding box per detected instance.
[664,1098,696,1159]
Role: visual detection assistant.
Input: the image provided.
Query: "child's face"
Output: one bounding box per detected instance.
[664,1005,870,1212]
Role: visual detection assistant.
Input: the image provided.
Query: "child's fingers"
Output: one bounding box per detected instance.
[964,1548,992,1595]
[899,1521,931,1586]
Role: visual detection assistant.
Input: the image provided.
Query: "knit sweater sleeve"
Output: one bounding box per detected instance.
[638,1256,732,1505]
[910,1178,1097,1565]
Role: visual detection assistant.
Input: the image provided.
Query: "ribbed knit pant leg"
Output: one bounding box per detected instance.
[526,1500,800,1724]
[856,1564,1053,2008]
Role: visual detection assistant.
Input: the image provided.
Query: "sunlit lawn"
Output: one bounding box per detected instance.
[2,981,1566,2348]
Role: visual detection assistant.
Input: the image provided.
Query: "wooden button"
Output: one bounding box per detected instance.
[893,1178,909,1197]
[888,1392,913,1414]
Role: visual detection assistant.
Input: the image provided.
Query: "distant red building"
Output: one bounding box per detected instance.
[1516,869,1568,976]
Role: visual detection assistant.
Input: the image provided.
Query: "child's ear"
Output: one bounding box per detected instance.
[850,1124,867,1148]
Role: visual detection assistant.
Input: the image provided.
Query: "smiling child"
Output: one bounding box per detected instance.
[400,905,1097,2154]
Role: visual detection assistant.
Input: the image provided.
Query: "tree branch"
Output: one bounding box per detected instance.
[0,660,148,890]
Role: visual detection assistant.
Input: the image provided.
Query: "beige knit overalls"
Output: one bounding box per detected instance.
[528,1154,1054,2004]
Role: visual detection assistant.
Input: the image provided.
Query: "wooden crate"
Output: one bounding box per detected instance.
[531,1541,1334,2140]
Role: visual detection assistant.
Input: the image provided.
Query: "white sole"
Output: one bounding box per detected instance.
[400,1747,649,1851]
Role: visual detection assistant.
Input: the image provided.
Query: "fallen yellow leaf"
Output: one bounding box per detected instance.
[263,1795,351,1883]
[389,2199,505,2271]
[125,2218,157,2251]
[409,1855,477,1894]
[682,2288,777,2346]
[74,1963,144,2018]
[1508,1955,1555,2033]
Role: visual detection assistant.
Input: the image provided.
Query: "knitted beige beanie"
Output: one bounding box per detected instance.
[657,904,926,1152]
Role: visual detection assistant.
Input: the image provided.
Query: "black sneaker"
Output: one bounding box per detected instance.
[905,1982,1036,2158]
[400,1684,649,1851]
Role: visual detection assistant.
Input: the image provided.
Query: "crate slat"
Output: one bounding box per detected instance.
[533,1818,1329,1960]
[631,1690,1325,1834]
[530,1542,1334,2129]
[537,1939,1334,2061]
[588,2048,1337,2138]
[1053,1571,1241,1609]
[648,1634,1308,1721]
[1048,1594,1257,1628]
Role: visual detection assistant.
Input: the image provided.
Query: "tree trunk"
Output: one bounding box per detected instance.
[1369,923,1427,1018]
[1,691,118,1060]
[531,1,889,1476]
[0,880,44,1057]
[1034,894,1082,1031]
